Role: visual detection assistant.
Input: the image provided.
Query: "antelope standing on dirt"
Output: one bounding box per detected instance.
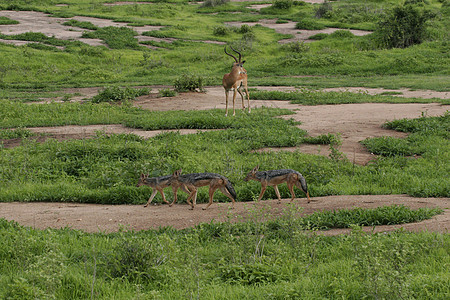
[222,45,250,116]
[244,166,311,203]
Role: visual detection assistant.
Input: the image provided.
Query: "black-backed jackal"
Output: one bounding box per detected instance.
[170,169,237,210]
[244,166,310,203]
[136,173,190,207]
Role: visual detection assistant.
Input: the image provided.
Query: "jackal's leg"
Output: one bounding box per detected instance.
[287,182,296,202]
[170,184,190,207]
[203,186,218,210]
[273,185,282,203]
[186,189,198,210]
[257,185,267,201]
[144,189,158,207]
[219,186,235,209]
[294,181,311,203]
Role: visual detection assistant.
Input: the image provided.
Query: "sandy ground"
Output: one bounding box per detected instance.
[0,195,448,235]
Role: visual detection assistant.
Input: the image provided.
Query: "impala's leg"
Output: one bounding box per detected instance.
[224,89,229,116]
[237,85,245,110]
[232,89,237,116]
[244,84,250,113]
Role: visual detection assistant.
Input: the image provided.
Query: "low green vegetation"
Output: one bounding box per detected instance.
[0,103,448,203]
[0,211,448,299]
[249,89,450,105]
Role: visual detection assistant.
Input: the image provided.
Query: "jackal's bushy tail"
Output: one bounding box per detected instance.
[297,173,308,194]
[225,179,237,200]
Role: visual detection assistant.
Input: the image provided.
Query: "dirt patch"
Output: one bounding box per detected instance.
[225,19,372,43]
[0,10,164,48]
[0,195,448,234]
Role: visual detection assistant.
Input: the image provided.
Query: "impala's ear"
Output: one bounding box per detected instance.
[242,60,246,64]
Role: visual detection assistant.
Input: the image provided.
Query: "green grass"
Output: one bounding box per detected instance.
[0,103,448,204]
[0,209,448,299]
[250,89,450,105]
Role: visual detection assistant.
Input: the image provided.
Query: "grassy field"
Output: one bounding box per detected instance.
[0,0,449,298]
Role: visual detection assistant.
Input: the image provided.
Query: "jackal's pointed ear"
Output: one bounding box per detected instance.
[140,173,145,179]
[173,169,182,176]
[252,166,259,172]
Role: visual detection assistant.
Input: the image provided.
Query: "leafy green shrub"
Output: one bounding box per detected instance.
[295,19,326,30]
[0,16,19,25]
[375,4,435,48]
[82,26,140,49]
[0,128,34,139]
[272,0,293,10]
[329,29,355,39]
[213,25,229,36]
[315,0,333,18]
[297,205,443,230]
[201,0,229,8]
[282,41,310,53]
[158,88,177,97]
[309,33,328,40]
[174,73,204,92]
[62,19,98,30]
[91,86,150,104]
[361,136,416,156]
[219,263,281,285]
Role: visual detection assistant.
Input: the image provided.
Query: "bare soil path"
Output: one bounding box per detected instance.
[0,195,447,235]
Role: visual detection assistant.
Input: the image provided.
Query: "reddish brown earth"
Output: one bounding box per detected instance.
[0,195,448,235]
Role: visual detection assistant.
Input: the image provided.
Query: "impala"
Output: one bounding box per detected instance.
[222,45,250,116]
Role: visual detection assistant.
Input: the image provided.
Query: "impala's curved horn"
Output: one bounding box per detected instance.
[229,45,242,63]
[224,46,238,63]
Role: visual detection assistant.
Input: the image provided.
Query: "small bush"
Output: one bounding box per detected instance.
[213,25,229,36]
[315,0,333,18]
[0,16,19,25]
[201,0,229,8]
[375,4,436,48]
[159,88,177,97]
[329,29,355,39]
[282,41,310,53]
[63,20,98,30]
[295,19,326,30]
[91,86,150,104]
[272,0,293,10]
[174,74,204,92]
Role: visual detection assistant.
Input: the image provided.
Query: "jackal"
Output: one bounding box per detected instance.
[136,173,190,207]
[169,169,237,210]
[244,166,310,203]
